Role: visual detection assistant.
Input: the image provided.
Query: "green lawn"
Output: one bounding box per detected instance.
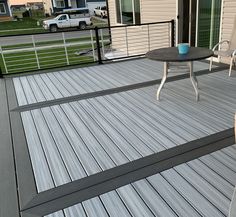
[0,17,108,36]
[0,17,109,75]
[0,18,40,30]
[0,44,96,74]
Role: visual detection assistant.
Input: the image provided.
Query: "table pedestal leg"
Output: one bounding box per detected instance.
[189,61,199,101]
[157,62,168,100]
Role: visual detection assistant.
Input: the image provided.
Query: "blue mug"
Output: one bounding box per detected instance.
[178,43,190,54]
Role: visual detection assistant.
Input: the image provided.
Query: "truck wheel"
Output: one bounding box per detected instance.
[50,25,58,32]
[101,13,104,19]
[79,22,86,30]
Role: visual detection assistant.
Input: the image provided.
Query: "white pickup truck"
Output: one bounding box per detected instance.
[43,13,92,32]
[94,6,107,18]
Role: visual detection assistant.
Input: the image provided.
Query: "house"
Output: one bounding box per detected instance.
[0,0,12,21]
[10,4,26,12]
[51,0,105,14]
[26,2,44,10]
[107,0,236,64]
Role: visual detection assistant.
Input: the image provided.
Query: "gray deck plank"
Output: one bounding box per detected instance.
[131,180,177,216]
[175,164,230,214]
[49,144,236,217]
[13,59,213,106]
[200,155,236,185]
[100,191,132,217]
[147,174,201,217]
[19,68,236,193]
[117,185,155,217]
[161,169,224,217]
[82,197,109,217]
[187,159,234,200]
[21,112,54,192]
[0,79,20,217]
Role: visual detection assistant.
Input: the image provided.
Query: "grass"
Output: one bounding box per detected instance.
[0,16,109,74]
[0,16,108,36]
[0,40,111,74]
[0,18,40,30]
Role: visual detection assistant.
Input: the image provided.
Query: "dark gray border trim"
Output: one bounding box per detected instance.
[22,128,234,216]
[0,79,20,217]
[12,65,227,113]
[5,79,38,209]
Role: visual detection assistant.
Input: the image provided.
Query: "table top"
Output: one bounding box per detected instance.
[146,47,213,62]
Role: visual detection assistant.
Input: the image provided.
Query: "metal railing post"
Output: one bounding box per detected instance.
[32,35,40,69]
[90,30,96,61]
[147,24,150,51]
[100,29,105,59]
[62,32,70,65]
[0,65,3,78]
[170,19,175,47]
[0,45,8,74]
[125,26,129,56]
[94,26,102,64]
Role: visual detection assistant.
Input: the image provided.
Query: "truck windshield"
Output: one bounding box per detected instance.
[58,15,67,20]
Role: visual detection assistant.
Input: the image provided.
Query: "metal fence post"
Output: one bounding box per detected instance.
[147,24,151,51]
[125,26,129,56]
[94,26,102,64]
[62,32,70,65]
[100,29,105,59]
[90,30,96,61]
[171,19,175,47]
[0,65,3,78]
[32,35,40,69]
[0,45,8,74]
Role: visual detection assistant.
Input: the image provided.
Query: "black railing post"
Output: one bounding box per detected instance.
[94,26,103,64]
[171,19,175,47]
[0,66,3,78]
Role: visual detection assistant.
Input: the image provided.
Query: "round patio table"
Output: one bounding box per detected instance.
[146,47,213,101]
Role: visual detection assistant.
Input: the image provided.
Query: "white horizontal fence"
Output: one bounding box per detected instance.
[0,21,173,74]
[0,30,108,74]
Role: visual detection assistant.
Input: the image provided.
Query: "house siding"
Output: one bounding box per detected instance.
[107,0,176,57]
[219,0,236,63]
[0,0,11,20]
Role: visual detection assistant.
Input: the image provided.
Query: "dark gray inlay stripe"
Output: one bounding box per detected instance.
[0,79,20,217]
[5,79,37,209]
[12,66,227,113]
[22,128,234,216]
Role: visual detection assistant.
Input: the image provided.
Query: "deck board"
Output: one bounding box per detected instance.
[45,144,236,217]
[13,59,213,106]
[10,58,235,217]
[17,68,236,195]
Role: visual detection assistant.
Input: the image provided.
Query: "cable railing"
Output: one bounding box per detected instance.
[0,20,175,76]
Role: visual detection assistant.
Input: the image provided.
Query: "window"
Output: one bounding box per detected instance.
[55,0,65,8]
[115,0,140,25]
[0,3,6,14]
[58,15,67,20]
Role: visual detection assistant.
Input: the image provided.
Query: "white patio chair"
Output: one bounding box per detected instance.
[209,17,236,76]
[228,114,236,217]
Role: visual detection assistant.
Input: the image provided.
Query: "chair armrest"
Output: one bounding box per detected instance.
[232,50,236,56]
[212,40,230,51]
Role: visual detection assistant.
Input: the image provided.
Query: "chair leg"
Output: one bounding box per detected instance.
[229,57,234,76]
[209,57,213,71]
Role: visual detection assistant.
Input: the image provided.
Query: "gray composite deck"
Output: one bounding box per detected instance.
[14,67,236,193]
[12,58,213,106]
[3,58,236,217]
[46,144,236,217]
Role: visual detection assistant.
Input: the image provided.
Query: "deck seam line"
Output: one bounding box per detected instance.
[11,66,227,113]
[21,128,234,216]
